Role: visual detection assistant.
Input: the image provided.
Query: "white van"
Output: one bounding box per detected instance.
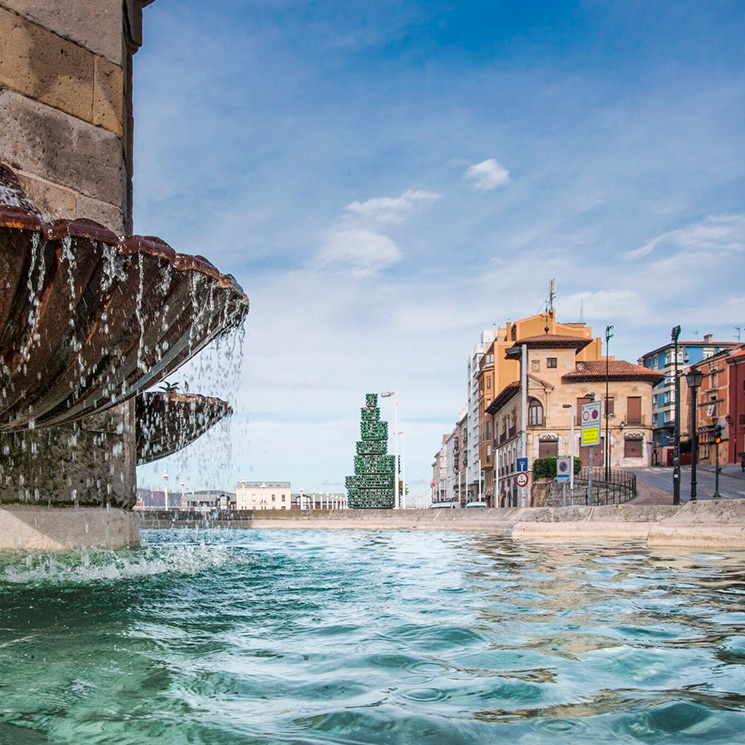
[465,500,488,509]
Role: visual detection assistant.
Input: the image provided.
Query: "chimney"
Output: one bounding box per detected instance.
[703,333,713,343]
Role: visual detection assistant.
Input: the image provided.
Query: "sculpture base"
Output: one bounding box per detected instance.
[0,505,139,550]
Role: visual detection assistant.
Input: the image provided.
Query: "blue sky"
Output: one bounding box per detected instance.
[133,0,745,500]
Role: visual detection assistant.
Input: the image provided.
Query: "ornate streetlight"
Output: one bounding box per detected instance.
[380,391,400,509]
[685,368,703,502]
[671,326,682,505]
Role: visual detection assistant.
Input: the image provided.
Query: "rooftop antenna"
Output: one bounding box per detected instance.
[694,330,699,340]
[736,326,743,342]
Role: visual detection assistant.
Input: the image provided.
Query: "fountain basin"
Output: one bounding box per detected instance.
[0,163,248,433]
[136,391,233,465]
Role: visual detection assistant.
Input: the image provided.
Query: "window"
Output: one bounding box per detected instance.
[538,439,558,458]
[486,444,492,464]
[486,420,492,439]
[528,399,543,426]
[627,396,642,424]
[282,495,286,501]
[624,438,643,458]
[547,357,557,369]
[487,376,492,389]
[604,397,615,416]
[576,397,593,425]
[703,349,713,359]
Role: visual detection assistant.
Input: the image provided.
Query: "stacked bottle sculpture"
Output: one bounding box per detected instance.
[345,394,395,509]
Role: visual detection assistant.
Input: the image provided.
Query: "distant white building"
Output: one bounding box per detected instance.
[466,329,496,499]
[236,481,291,510]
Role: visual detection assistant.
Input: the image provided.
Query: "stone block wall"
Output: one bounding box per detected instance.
[0,0,149,233]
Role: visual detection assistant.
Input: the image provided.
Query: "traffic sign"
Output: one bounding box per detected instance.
[556,456,571,483]
[581,400,602,447]
[516,472,529,488]
[516,457,528,472]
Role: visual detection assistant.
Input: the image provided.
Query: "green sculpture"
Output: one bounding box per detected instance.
[345,394,395,508]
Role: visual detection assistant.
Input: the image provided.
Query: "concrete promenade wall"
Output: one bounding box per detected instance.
[241,501,745,550]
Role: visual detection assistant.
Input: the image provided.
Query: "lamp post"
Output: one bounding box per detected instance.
[505,343,528,507]
[671,325,682,505]
[396,430,407,509]
[163,471,169,510]
[562,403,575,505]
[380,391,400,509]
[685,369,703,502]
[605,325,614,481]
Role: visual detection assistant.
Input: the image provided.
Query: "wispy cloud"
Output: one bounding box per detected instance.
[316,229,402,277]
[314,188,440,277]
[625,214,745,259]
[464,159,511,191]
[345,189,441,224]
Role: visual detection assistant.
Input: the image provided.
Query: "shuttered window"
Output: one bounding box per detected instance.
[624,438,643,458]
[627,396,642,424]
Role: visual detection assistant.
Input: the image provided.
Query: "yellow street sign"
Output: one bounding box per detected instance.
[581,426,600,446]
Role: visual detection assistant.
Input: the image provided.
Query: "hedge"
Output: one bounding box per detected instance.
[532,456,582,479]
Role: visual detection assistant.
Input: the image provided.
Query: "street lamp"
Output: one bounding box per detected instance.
[562,403,575,505]
[506,343,528,507]
[685,369,703,502]
[396,430,407,509]
[163,471,169,510]
[671,325,682,505]
[380,391,400,509]
[605,325,614,481]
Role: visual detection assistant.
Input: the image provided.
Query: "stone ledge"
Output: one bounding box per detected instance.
[0,505,139,549]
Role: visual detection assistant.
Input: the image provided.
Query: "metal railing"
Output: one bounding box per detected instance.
[540,468,636,507]
[576,467,637,506]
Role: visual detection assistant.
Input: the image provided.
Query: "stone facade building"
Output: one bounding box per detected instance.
[475,311,603,504]
[487,334,662,508]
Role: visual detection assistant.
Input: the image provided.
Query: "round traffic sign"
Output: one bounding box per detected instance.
[516,473,529,488]
[591,408,599,420]
[558,461,569,473]
[582,410,590,421]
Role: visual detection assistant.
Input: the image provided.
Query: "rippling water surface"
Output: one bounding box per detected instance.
[1,529,744,744]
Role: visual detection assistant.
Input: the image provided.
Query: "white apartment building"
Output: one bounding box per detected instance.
[466,328,497,499]
[236,481,291,510]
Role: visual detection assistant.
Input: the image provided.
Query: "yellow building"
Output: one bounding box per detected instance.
[476,311,603,504]
[487,334,662,507]
[235,481,291,511]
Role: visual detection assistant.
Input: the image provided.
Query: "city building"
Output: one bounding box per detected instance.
[235,481,292,510]
[726,347,745,465]
[475,310,603,504]
[431,441,448,504]
[488,334,662,507]
[466,329,497,500]
[639,335,738,463]
[687,344,745,466]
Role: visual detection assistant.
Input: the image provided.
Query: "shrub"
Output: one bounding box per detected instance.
[532,456,582,478]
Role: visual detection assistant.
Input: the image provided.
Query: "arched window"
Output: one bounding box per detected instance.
[528,399,544,426]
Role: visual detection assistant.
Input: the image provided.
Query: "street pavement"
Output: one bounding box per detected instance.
[630,464,745,501]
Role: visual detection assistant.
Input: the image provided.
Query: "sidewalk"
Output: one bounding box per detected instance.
[698,464,745,481]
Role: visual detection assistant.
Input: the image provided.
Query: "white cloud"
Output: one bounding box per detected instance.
[346,189,441,224]
[316,229,402,277]
[464,159,511,191]
[625,214,745,259]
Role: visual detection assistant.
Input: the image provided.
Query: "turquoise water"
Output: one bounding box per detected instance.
[1,530,744,744]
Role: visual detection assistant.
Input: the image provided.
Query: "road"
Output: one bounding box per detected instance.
[630,465,745,501]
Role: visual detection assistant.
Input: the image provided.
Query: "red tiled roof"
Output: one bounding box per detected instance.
[507,334,592,353]
[562,360,664,384]
[486,381,520,414]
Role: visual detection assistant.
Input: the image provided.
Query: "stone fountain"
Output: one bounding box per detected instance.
[0,164,247,548]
